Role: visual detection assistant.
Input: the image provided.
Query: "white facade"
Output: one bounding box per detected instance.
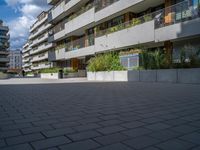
[9,50,22,70]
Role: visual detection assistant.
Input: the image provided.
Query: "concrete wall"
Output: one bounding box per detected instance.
[41,73,60,79]
[95,21,155,53]
[155,18,200,42]
[65,45,95,59]
[65,8,95,35]
[48,48,66,61]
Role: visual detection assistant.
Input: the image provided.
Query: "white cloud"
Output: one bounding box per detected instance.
[5,0,49,50]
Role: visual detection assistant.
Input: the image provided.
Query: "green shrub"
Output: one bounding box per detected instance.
[63,68,77,75]
[40,67,62,73]
[87,53,125,72]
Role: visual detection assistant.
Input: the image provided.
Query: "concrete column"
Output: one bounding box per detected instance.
[164,41,173,66]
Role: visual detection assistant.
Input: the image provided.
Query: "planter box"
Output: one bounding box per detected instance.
[178,68,200,84]
[114,71,128,81]
[87,72,96,81]
[64,73,78,78]
[40,73,60,79]
[0,73,9,79]
[87,68,200,84]
[157,69,177,83]
[139,70,157,82]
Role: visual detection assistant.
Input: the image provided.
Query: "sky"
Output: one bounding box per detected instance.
[0,0,50,50]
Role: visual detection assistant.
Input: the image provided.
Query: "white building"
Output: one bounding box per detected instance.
[8,50,22,73]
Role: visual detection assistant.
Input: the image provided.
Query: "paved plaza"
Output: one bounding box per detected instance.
[0,78,200,150]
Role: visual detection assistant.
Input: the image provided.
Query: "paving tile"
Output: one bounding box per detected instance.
[73,123,101,132]
[59,139,100,150]
[97,125,125,135]
[0,130,21,139]
[120,120,145,129]
[0,143,33,150]
[42,128,75,138]
[145,123,171,131]
[179,132,200,145]
[0,139,6,148]
[149,129,182,141]
[98,119,123,126]
[122,127,152,138]
[156,139,196,150]
[94,133,129,145]
[31,136,71,150]
[96,143,132,150]
[123,136,161,149]
[6,133,45,145]
[21,125,54,134]
[171,125,198,134]
[68,130,101,141]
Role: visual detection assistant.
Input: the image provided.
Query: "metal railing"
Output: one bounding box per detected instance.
[95,0,120,12]
[96,0,200,37]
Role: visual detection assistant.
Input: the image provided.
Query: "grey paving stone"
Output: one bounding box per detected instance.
[21,125,54,134]
[179,132,200,145]
[0,130,21,138]
[171,125,198,134]
[120,120,145,129]
[73,123,101,132]
[123,136,161,149]
[0,139,6,147]
[51,121,80,129]
[145,122,171,131]
[96,143,132,150]
[97,125,125,135]
[6,133,45,145]
[42,128,75,138]
[59,139,100,150]
[149,129,182,141]
[31,136,71,150]
[94,133,130,145]
[68,130,101,141]
[156,139,196,150]
[98,119,123,126]
[1,123,33,131]
[122,127,152,138]
[0,143,33,150]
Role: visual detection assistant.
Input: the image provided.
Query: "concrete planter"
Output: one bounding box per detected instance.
[87,68,200,84]
[64,73,78,78]
[40,73,60,79]
[139,70,157,82]
[0,73,9,79]
[157,69,177,83]
[178,68,200,84]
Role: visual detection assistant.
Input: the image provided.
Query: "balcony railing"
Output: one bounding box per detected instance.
[66,34,94,51]
[95,0,120,12]
[66,2,94,22]
[96,0,200,37]
[96,12,157,37]
[155,0,200,28]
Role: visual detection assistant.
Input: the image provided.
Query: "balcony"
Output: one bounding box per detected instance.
[48,0,66,22]
[65,35,95,59]
[49,47,66,61]
[30,43,53,55]
[49,20,66,42]
[30,15,48,33]
[31,62,51,70]
[95,0,143,22]
[31,52,48,63]
[0,57,9,62]
[31,33,48,47]
[65,7,95,35]
[29,23,51,40]
[155,0,200,42]
[95,13,156,53]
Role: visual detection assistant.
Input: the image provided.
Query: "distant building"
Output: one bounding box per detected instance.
[8,50,22,73]
[0,20,9,72]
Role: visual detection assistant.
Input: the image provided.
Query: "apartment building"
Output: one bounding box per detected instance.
[8,50,22,73]
[46,0,200,71]
[23,11,54,72]
[0,20,9,72]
